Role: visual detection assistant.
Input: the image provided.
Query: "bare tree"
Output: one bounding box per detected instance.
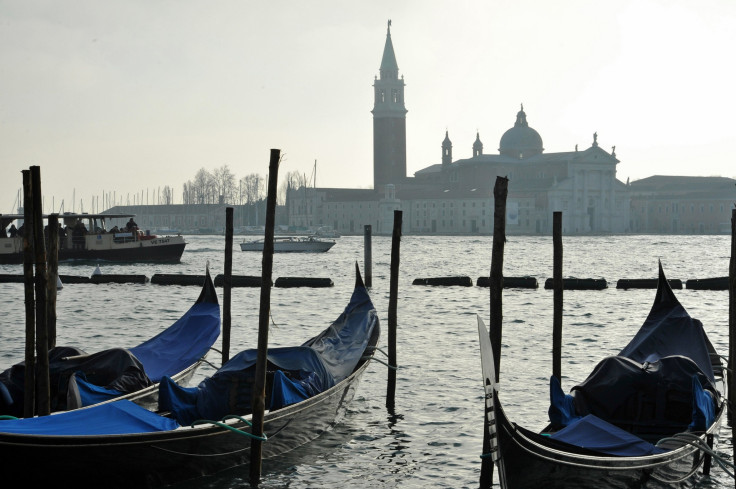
[161,185,173,205]
[193,168,212,204]
[212,165,236,204]
[241,173,264,204]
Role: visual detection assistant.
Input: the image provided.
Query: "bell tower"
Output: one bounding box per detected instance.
[372,20,407,189]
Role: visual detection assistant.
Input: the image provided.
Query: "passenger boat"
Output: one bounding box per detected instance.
[0,264,379,488]
[0,212,186,264]
[0,267,221,417]
[240,235,336,253]
[477,262,727,488]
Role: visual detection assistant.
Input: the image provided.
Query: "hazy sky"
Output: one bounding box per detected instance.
[2,0,735,214]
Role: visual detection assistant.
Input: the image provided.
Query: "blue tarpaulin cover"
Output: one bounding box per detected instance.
[0,400,179,435]
[0,272,220,415]
[129,301,221,383]
[550,415,668,456]
[159,347,335,426]
[160,277,378,426]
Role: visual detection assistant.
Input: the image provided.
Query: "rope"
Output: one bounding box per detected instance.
[365,346,397,369]
[363,356,397,370]
[190,416,268,442]
[654,433,736,481]
[366,346,389,358]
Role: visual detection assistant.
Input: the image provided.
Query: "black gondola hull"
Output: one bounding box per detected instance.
[493,392,724,489]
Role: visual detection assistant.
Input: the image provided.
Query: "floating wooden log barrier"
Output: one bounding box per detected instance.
[58,275,91,284]
[686,277,729,290]
[151,274,203,286]
[412,276,473,287]
[617,278,683,289]
[544,277,607,290]
[0,274,24,283]
[476,276,538,288]
[274,277,333,288]
[90,274,149,284]
[215,274,265,287]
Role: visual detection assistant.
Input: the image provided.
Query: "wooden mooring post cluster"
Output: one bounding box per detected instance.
[19,166,60,418]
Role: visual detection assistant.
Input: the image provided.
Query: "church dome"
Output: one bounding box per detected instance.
[499,105,543,159]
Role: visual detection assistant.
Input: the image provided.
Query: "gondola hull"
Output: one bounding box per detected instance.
[492,391,725,489]
[0,359,371,488]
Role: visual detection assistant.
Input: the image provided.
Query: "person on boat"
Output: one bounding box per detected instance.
[72,220,87,249]
[8,224,17,237]
[58,224,67,249]
[16,224,24,238]
[126,218,138,231]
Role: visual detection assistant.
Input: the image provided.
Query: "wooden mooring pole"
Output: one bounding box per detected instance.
[489,176,508,383]
[223,207,233,364]
[250,149,280,486]
[47,213,59,348]
[364,224,372,288]
[728,207,735,488]
[553,211,563,382]
[22,170,35,418]
[480,175,508,489]
[386,210,402,410]
[30,166,50,416]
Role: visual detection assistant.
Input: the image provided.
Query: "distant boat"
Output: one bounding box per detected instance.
[0,213,186,264]
[240,236,336,253]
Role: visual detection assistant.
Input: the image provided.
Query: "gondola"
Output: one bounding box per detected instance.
[477,262,728,488]
[0,264,379,488]
[0,266,221,417]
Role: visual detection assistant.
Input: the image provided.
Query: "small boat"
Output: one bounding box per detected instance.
[0,267,221,417]
[240,235,336,253]
[0,212,186,264]
[477,262,727,488]
[0,264,379,488]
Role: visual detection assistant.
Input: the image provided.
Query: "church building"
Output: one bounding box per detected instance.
[287,22,632,235]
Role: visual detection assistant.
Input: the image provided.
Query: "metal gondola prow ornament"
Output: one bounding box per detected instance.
[477,315,507,488]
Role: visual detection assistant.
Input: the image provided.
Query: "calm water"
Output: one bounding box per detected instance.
[0,234,733,488]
